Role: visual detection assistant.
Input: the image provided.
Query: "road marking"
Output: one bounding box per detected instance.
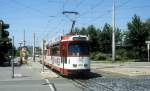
[45,79,56,91]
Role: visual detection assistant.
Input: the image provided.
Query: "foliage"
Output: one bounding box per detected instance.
[71,14,150,61]
[116,49,128,60]
[98,23,112,53]
[87,25,100,52]
[90,52,107,61]
[125,15,149,59]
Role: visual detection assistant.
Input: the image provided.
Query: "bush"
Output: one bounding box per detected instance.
[90,52,107,61]
[116,49,128,60]
[90,52,97,60]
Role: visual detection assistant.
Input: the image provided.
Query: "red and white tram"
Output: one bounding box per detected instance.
[44,35,90,76]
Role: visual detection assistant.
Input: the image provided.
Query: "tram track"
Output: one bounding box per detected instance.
[72,78,114,91]
[71,76,150,91]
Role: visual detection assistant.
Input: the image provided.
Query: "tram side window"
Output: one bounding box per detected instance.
[51,46,60,56]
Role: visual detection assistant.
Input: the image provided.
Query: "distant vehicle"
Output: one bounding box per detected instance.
[44,35,90,76]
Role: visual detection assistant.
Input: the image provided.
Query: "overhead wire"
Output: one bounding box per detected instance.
[42,0,67,41]
[11,0,64,41]
[78,0,132,26]
[80,0,105,16]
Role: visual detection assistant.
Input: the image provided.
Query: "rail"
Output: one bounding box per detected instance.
[72,79,114,91]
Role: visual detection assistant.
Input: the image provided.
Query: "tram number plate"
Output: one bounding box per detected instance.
[78,64,83,67]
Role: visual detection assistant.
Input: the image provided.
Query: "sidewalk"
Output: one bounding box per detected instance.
[8,60,59,80]
[91,61,150,76]
[27,60,59,79]
[0,58,82,91]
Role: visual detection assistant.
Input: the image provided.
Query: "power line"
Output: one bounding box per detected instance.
[78,0,131,26]
[90,0,105,10]
[42,18,64,40]
[79,0,105,16]
[117,0,130,8]
[125,5,150,9]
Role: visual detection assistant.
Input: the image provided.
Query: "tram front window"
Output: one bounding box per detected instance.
[68,43,89,56]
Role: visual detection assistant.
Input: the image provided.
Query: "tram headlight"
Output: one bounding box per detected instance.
[73,64,77,67]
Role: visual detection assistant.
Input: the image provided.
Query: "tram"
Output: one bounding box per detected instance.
[44,35,90,76]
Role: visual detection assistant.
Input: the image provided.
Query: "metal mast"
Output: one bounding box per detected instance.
[112,0,116,62]
[33,32,35,62]
[23,30,26,47]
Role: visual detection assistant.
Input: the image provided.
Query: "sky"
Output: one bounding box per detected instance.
[0,0,150,47]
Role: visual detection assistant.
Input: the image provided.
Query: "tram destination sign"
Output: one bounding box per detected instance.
[73,37,86,41]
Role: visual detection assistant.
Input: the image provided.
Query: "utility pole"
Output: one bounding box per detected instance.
[42,39,45,72]
[33,32,35,62]
[23,30,26,47]
[11,36,14,78]
[148,44,149,62]
[112,0,116,62]
[146,41,150,62]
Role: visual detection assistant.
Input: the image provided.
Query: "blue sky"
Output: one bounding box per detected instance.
[0,0,150,47]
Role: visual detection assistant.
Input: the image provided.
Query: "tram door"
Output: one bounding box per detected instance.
[61,57,65,74]
[60,43,65,75]
[60,42,68,75]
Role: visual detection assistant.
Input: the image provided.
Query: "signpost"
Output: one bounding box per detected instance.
[146,41,150,62]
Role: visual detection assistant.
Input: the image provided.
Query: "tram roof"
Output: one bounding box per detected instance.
[47,35,89,47]
[61,35,89,42]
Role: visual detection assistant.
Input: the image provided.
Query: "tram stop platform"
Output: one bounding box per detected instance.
[27,60,59,79]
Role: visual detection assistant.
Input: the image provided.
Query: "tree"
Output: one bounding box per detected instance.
[79,27,88,35]
[98,23,122,53]
[126,15,148,59]
[144,19,150,40]
[72,27,80,34]
[98,23,112,53]
[87,25,99,52]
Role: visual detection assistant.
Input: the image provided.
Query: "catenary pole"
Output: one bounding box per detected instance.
[42,39,45,72]
[33,32,35,62]
[23,30,26,47]
[112,0,116,62]
[148,44,149,62]
[11,36,14,78]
